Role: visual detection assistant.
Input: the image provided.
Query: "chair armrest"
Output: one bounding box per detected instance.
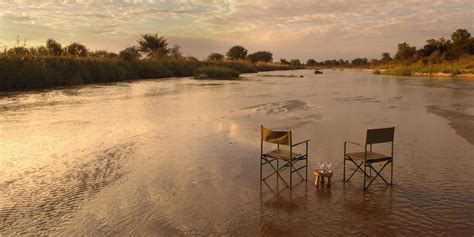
[344,140,363,147]
[292,139,310,147]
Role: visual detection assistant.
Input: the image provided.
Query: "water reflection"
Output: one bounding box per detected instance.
[1,70,473,235]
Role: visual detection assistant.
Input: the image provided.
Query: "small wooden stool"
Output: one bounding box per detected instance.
[314,170,333,187]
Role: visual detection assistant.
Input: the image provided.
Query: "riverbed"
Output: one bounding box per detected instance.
[1,69,473,235]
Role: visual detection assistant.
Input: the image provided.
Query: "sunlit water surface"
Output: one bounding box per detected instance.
[1,70,473,235]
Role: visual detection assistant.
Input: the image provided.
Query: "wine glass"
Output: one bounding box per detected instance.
[325,162,332,172]
[318,161,325,172]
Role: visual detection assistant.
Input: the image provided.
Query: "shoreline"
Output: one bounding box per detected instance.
[364,68,474,79]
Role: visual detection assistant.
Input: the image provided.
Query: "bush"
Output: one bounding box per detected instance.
[193,66,240,79]
[0,55,304,91]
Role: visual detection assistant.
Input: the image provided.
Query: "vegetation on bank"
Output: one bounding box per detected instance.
[0,34,302,91]
[194,66,240,79]
[304,29,474,78]
[373,29,474,77]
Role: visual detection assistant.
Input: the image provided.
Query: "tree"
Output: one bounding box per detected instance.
[64,43,88,57]
[138,33,169,57]
[351,58,369,67]
[246,51,273,63]
[394,42,416,61]
[280,58,290,65]
[306,59,317,66]
[119,46,140,61]
[423,39,439,57]
[226,45,247,60]
[380,52,392,63]
[451,29,471,44]
[290,59,301,66]
[7,47,28,55]
[170,44,182,58]
[29,46,48,56]
[46,39,62,56]
[90,50,117,58]
[207,53,224,61]
[449,29,473,59]
[428,50,442,64]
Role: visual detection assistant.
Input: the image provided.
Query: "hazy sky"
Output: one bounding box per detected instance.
[0,0,473,60]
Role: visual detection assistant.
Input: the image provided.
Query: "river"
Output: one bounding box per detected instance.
[1,69,473,235]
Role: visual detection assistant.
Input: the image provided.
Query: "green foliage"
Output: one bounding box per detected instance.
[381,52,392,63]
[428,50,442,64]
[377,55,474,76]
[395,42,416,61]
[280,58,290,65]
[0,34,304,91]
[226,45,247,60]
[306,59,317,66]
[46,39,62,56]
[247,51,273,63]
[254,62,303,71]
[351,58,369,66]
[138,33,169,57]
[90,50,118,58]
[119,47,140,61]
[451,29,471,44]
[169,44,182,58]
[64,43,88,57]
[212,60,258,73]
[207,53,224,61]
[290,59,301,66]
[7,47,29,55]
[193,66,240,79]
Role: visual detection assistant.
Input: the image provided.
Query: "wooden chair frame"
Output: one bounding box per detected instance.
[343,127,395,191]
[260,125,309,188]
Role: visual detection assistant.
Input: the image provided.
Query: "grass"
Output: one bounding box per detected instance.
[194,66,240,79]
[375,55,474,77]
[0,55,302,91]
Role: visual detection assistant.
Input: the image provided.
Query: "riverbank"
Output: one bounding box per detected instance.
[0,55,302,92]
[372,57,474,79]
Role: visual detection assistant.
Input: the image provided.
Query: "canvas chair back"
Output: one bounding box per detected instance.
[261,126,292,146]
[366,127,395,145]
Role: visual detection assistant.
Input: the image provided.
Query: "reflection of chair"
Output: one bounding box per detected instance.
[260,125,309,188]
[343,127,395,191]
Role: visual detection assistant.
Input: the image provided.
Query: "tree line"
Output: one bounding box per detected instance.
[303,29,473,68]
[1,34,277,65]
[2,28,471,68]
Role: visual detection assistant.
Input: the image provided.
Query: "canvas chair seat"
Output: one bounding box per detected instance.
[263,149,304,161]
[345,151,391,162]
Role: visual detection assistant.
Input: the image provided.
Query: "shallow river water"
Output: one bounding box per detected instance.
[1,70,473,235]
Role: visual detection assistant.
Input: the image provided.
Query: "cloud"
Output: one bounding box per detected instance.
[0,0,472,60]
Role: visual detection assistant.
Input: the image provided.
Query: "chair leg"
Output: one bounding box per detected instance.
[290,161,293,188]
[305,157,308,181]
[365,161,391,190]
[363,162,367,191]
[343,157,346,182]
[277,159,279,182]
[391,160,393,185]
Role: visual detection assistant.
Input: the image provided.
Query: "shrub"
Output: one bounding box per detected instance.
[193,66,240,79]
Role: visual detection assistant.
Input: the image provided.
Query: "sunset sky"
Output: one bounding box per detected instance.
[1,0,473,60]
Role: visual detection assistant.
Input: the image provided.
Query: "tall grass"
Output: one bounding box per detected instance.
[0,55,301,91]
[194,66,240,79]
[376,55,474,76]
